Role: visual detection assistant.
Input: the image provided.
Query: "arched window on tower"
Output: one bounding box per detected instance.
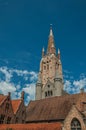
[71,118,81,130]
[47,65,49,70]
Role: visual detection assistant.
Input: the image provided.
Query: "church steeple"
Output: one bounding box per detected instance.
[47,26,56,55]
[36,26,64,100]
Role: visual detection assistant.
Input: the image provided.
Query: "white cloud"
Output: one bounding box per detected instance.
[23,83,35,100]
[29,71,38,82]
[0,81,16,95]
[64,80,72,92]
[0,66,37,104]
[73,78,86,89]
[64,76,86,94]
[11,69,29,76]
[0,66,12,82]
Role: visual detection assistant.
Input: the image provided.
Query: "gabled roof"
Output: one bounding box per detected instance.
[11,99,21,114]
[26,93,86,122]
[0,122,62,130]
[0,95,8,106]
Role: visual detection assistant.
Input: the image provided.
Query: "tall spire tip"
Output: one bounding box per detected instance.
[49,24,53,36]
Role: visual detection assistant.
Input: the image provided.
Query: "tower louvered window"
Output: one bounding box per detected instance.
[71,118,81,130]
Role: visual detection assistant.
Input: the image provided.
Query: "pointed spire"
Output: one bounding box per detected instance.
[49,25,53,36]
[42,47,45,52]
[58,48,60,60]
[58,48,60,54]
[47,25,56,54]
[37,71,42,84]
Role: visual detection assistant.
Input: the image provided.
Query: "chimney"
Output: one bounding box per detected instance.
[80,88,84,93]
[21,91,24,100]
[8,92,11,97]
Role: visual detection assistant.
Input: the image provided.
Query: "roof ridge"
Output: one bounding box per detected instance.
[30,92,85,103]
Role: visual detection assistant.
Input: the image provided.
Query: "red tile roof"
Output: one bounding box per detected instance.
[0,95,8,106]
[11,99,21,114]
[26,93,86,122]
[0,122,62,130]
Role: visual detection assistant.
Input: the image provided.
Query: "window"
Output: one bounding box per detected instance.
[22,111,25,116]
[83,117,86,124]
[71,118,81,130]
[45,91,53,98]
[22,120,25,123]
[48,91,50,96]
[7,117,11,124]
[44,66,46,70]
[48,85,50,88]
[51,91,53,96]
[45,92,47,97]
[0,115,5,124]
[15,117,18,123]
[47,65,49,70]
[5,103,9,113]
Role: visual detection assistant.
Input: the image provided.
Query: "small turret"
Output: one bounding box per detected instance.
[37,71,42,84]
[58,48,60,60]
[35,72,42,100]
[54,68,63,96]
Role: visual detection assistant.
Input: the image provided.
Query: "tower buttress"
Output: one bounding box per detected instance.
[35,72,42,100]
[54,68,63,96]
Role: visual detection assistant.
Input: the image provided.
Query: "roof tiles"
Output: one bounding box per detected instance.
[11,99,21,114]
[0,122,62,130]
[26,93,86,122]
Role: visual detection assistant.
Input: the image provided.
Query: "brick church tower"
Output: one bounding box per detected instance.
[36,27,66,100]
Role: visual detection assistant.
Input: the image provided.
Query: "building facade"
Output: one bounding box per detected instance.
[12,91,26,124]
[0,93,14,124]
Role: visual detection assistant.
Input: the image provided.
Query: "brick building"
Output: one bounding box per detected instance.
[0,27,86,130]
[0,92,26,125]
[12,91,26,124]
[0,93,14,124]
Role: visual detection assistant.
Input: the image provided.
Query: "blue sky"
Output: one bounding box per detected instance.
[0,0,86,104]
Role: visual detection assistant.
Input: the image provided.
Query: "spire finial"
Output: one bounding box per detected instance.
[42,46,45,52]
[49,24,53,36]
[58,48,60,54]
